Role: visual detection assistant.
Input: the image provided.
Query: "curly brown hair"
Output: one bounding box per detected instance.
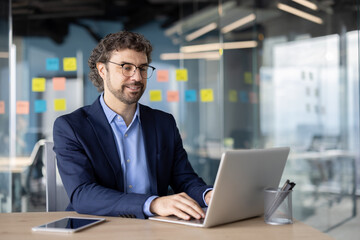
[88,31,153,92]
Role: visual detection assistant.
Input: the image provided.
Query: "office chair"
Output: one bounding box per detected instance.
[24,139,46,209]
[44,141,69,211]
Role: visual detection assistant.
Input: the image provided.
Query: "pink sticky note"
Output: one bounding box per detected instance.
[0,101,4,114]
[157,70,169,82]
[256,74,260,85]
[53,77,66,91]
[16,101,29,114]
[167,91,179,102]
[249,92,258,104]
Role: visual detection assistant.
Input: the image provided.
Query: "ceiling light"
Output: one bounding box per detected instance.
[185,22,218,42]
[180,41,257,53]
[160,52,220,60]
[277,3,323,24]
[221,13,256,34]
[292,0,318,11]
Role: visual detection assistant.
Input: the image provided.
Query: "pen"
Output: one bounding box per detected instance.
[265,180,296,220]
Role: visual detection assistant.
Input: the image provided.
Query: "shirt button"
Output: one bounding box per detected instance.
[129,185,133,189]
[124,134,128,137]
[127,159,130,163]
[117,116,121,120]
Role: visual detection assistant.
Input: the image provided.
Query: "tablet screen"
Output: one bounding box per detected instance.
[32,217,105,233]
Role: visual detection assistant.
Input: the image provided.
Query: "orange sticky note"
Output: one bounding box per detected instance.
[53,77,66,91]
[0,101,4,114]
[54,99,67,111]
[167,91,179,102]
[157,70,169,82]
[32,78,46,92]
[249,92,258,104]
[16,101,29,114]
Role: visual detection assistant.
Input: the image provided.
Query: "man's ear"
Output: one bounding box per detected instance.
[96,62,106,80]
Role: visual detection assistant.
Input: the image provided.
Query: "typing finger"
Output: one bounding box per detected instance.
[175,193,205,219]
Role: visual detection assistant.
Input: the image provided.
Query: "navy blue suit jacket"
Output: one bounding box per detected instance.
[53,97,211,219]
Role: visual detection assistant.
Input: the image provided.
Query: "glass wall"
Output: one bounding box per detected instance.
[0,0,358,234]
[0,0,11,213]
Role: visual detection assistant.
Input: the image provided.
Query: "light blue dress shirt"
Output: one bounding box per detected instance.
[100,94,211,216]
[100,94,156,216]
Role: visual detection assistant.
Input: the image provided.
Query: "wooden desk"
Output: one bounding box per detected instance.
[0,212,334,240]
[0,157,32,173]
[0,157,33,212]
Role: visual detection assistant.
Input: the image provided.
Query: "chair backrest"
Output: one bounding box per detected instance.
[44,141,69,211]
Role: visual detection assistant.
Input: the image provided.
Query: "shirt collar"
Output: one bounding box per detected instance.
[99,93,141,124]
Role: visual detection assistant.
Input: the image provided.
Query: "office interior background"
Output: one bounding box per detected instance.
[0,0,359,238]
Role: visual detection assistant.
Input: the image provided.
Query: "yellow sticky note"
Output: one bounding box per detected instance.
[200,89,214,102]
[244,72,252,84]
[176,69,188,81]
[149,90,162,102]
[228,90,238,102]
[63,57,77,71]
[54,99,66,111]
[16,101,29,114]
[32,78,46,92]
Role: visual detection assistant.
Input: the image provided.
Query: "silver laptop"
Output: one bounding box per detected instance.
[149,147,290,228]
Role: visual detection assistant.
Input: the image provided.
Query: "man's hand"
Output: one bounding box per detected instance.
[150,192,205,220]
[204,190,213,206]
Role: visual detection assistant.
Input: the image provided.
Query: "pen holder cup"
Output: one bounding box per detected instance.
[264,188,293,225]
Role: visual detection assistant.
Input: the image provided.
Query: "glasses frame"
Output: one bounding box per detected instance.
[108,61,156,79]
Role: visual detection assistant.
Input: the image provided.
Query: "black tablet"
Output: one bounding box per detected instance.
[32,216,105,233]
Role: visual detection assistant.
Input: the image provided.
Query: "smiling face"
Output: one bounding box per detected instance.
[97,49,148,107]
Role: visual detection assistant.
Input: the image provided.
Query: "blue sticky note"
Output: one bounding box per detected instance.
[185,90,197,102]
[239,91,248,103]
[34,100,47,113]
[46,58,59,71]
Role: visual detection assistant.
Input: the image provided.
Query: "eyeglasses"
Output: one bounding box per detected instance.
[108,61,156,79]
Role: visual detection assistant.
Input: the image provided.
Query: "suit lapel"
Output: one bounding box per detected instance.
[86,97,123,189]
[140,104,158,195]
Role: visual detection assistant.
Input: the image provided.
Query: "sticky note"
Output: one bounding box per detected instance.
[249,92,258,104]
[228,90,238,102]
[157,70,169,82]
[185,90,197,102]
[0,101,4,114]
[239,91,248,103]
[16,101,29,114]
[46,58,59,71]
[149,90,162,102]
[176,69,188,81]
[32,78,46,92]
[34,100,47,113]
[244,72,252,84]
[167,91,179,102]
[63,57,77,71]
[200,89,214,102]
[54,99,66,111]
[53,77,66,91]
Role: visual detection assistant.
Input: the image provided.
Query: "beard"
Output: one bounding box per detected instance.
[106,76,145,105]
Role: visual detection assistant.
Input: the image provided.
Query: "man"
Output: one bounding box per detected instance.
[53,31,213,220]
